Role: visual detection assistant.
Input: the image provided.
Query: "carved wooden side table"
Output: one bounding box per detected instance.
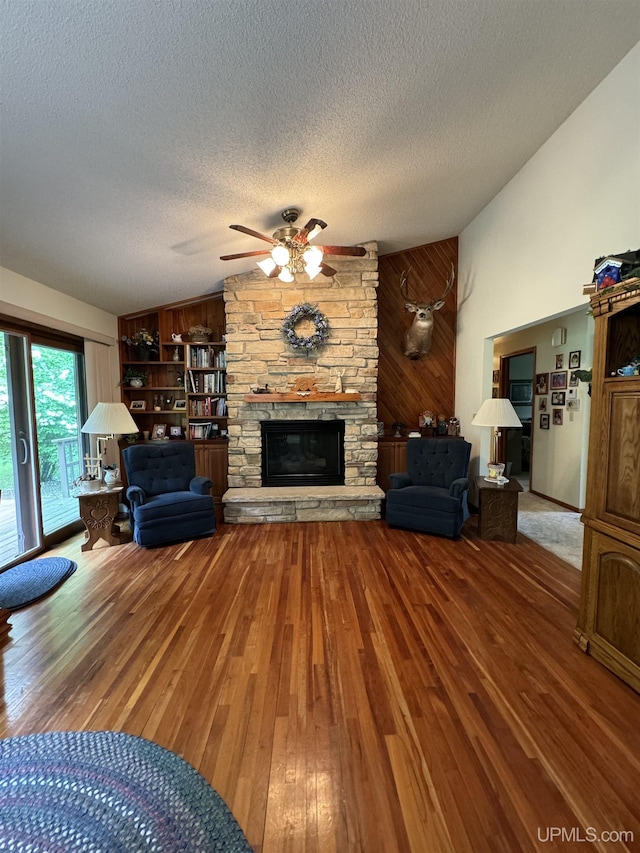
[75,487,123,551]
[475,476,523,543]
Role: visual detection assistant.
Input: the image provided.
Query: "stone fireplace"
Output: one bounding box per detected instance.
[222,241,383,523]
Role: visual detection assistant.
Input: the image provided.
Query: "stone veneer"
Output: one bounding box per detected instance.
[222,241,383,522]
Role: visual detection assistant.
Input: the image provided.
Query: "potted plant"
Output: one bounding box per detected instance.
[121,329,159,360]
[187,324,212,342]
[122,367,148,388]
[73,472,100,493]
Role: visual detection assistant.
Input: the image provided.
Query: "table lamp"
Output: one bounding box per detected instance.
[81,402,139,465]
[471,397,522,480]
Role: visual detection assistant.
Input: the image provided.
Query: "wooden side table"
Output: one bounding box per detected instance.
[75,487,123,551]
[475,476,523,543]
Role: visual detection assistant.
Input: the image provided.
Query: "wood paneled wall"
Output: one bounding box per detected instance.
[377,237,458,432]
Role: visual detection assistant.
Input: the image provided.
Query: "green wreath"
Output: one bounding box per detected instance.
[282,303,329,351]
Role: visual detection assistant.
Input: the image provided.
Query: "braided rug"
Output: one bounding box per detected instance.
[0,557,77,610]
[0,730,253,851]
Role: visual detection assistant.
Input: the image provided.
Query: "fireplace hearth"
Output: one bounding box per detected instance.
[261,420,345,487]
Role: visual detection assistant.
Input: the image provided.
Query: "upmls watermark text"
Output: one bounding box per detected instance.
[538,827,634,844]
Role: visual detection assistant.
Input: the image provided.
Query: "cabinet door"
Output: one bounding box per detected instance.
[194,442,228,505]
[581,528,640,691]
[600,383,640,536]
[376,440,406,491]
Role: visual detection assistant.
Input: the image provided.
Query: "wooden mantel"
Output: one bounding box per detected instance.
[244,392,361,402]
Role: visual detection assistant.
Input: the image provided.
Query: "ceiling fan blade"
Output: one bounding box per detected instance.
[293,218,328,245]
[318,245,367,257]
[229,224,278,244]
[220,250,271,261]
[320,262,337,277]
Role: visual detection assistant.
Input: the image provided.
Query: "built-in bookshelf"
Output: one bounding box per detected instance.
[118,294,227,440]
[185,343,227,439]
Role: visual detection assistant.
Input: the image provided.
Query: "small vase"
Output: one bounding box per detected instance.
[136,346,150,361]
[129,377,144,388]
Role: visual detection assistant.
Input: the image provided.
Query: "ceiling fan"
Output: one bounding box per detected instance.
[220,208,366,282]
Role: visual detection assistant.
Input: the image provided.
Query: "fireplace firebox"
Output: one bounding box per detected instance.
[261,420,345,487]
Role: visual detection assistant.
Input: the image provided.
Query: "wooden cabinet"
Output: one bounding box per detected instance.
[194,441,228,511]
[574,284,640,693]
[376,437,407,492]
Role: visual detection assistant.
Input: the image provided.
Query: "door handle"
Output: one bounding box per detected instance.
[20,436,28,464]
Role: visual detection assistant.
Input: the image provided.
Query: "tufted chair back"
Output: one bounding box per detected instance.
[406,438,471,487]
[123,442,197,496]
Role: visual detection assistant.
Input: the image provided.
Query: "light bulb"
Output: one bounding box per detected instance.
[257,257,277,276]
[303,245,323,266]
[278,267,294,283]
[305,265,322,280]
[271,244,290,266]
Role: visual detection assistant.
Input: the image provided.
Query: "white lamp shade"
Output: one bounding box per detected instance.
[81,402,139,436]
[256,257,277,276]
[471,398,522,428]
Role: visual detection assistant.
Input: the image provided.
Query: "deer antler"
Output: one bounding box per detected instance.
[399,267,412,302]
[436,264,455,304]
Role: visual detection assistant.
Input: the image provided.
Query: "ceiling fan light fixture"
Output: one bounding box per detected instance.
[278,267,295,283]
[305,264,322,280]
[302,245,323,266]
[257,257,277,276]
[271,244,290,266]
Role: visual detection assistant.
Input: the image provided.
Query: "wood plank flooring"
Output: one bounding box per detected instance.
[1,519,639,852]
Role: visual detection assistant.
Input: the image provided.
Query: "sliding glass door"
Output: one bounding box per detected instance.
[0,330,41,564]
[0,326,86,569]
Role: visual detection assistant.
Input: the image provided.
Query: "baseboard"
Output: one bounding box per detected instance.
[528,488,582,514]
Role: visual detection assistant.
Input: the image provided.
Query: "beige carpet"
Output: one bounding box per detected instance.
[517,490,583,570]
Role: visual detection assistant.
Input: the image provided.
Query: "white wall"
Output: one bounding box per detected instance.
[493,309,593,509]
[0,266,121,400]
[457,43,640,500]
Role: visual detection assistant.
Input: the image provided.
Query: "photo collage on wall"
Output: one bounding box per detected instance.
[536,350,582,427]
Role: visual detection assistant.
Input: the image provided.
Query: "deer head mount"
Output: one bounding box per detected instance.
[401,264,455,360]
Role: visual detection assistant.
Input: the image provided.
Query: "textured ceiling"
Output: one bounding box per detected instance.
[1,1,638,315]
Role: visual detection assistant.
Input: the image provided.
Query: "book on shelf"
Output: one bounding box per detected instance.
[189,422,213,440]
[189,346,227,369]
[186,370,226,394]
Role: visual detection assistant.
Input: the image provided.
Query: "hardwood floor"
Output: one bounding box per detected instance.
[1,519,639,852]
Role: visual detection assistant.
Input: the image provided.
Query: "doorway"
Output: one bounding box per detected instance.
[499,349,535,486]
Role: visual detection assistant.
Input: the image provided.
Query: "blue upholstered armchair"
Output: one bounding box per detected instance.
[385,438,471,538]
[122,442,216,547]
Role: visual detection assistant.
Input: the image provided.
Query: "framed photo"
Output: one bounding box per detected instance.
[540,413,550,429]
[173,399,187,411]
[569,371,579,387]
[569,350,581,369]
[169,425,182,438]
[129,400,146,411]
[551,391,566,406]
[492,386,499,398]
[535,373,549,395]
[555,354,564,369]
[152,423,167,439]
[538,397,547,411]
[567,398,581,411]
[551,370,567,390]
[552,408,563,425]
[492,369,500,384]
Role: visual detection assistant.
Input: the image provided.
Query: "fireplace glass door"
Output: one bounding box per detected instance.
[261,420,345,487]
